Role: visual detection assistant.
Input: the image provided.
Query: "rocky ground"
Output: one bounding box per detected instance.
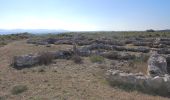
[0,32,170,100]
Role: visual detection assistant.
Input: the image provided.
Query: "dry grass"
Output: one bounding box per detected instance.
[117,54,149,74]
[128,60,148,74]
[38,52,55,65]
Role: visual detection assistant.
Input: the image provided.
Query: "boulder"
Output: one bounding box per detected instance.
[13,54,39,69]
[147,53,168,77]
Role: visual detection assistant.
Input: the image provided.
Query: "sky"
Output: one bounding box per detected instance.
[0,0,170,31]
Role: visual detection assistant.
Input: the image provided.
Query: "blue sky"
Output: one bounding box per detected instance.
[0,0,170,31]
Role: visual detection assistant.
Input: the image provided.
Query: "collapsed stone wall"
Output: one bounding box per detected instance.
[106,52,170,97]
[12,49,138,69]
[106,70,170,97]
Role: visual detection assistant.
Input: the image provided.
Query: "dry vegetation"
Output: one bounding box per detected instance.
[0,32,170,100]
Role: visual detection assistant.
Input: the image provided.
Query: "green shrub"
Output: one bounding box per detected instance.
[90,55,104,63]
[0,42,7,46]
[11,85,28,95]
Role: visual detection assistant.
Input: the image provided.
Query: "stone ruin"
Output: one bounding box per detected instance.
[105,37,170,97]
[106,70,170,96]
[106,51,170,97]
[13,36,170,96]
[12,49,137,69]
[12,47,170,96]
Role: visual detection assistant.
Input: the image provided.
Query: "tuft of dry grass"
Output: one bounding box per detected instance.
[38,52,55,65]
[128,54,149,74]
[11,85,28,95]
[72,55,83,64]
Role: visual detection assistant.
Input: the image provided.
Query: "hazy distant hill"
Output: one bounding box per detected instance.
[157,29,170,32]
[0,29,68,34]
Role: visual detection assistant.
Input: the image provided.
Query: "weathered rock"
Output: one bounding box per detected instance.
[77,40,94,46]
[77,48,91,56]
[114,46,150,53]
[27,39,48,45]
[54,40,73,45]
[160,38,170,41]
[160,41,170,45]
[102,51,136,60]
[106,70,170,97]
[13,54,39,69]
[133,42,151,46]
[127,47,150,53]
[158,48,170,54]
[150,44,167,48]
[45,38,57,44]
[53,50,73,59]
[165,55,170,74]
[154,38,161,45]
[94,40,125,46]
[147,53,168,77]
[12,50,74,69]
[83,43,113,51]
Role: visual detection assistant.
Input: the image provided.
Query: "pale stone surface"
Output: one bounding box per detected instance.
[147,53,167,77]
[13,54,39,68]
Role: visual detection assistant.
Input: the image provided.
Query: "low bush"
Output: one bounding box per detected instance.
[0,42,7,46]
[11,85,28,95]
[72,55,82,64]
[38,52,55,65]
[90,55,104,63]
